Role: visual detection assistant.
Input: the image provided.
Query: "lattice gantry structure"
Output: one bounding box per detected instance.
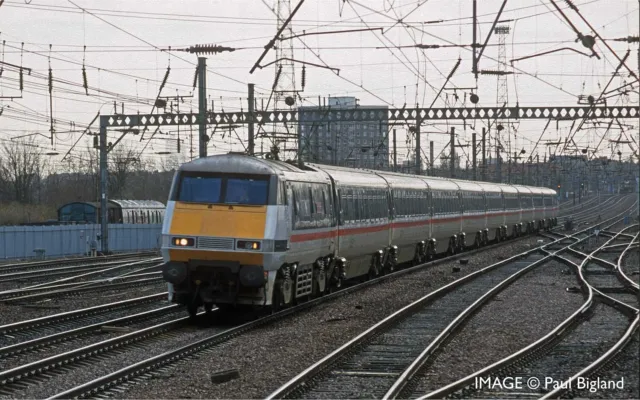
[95,104,638,254]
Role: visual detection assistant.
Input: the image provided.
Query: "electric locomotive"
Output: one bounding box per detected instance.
[161,154,557,316]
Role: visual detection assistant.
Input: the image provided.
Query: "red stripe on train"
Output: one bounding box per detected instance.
[289,209,556,242]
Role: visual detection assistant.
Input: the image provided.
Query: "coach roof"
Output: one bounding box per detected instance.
[178,153,300,175]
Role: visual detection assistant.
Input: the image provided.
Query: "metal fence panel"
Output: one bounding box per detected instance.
[0,224,162,260]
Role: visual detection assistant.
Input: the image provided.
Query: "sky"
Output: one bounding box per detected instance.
[0,0,638,171]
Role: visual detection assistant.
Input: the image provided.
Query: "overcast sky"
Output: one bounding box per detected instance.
[0,0,638,169]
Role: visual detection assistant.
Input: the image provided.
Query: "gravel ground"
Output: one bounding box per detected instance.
[114,236,544,400]
[571,333,639,399]
[408,259,586,396]
[0,283,166,325]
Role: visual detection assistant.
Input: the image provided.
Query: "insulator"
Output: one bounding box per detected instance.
[301,65,306,90]
[272,65,282,90]
[82,66,88,95]
[48,67,53,94]
[19,69,24,92]
[563,0,578,10]
[159,67,170,93]
[186,44,236,55]
[192,65,199,89]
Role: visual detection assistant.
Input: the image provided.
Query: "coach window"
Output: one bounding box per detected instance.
[370,190,376,221]
[359,190,365,222]
[292,183,313,229]
[400,190,407,217]
[402,190,408,217]
[347,188,355,224]
[363,189,370,222]
[355,189,362,222]
[342,188,351,224]
[410,190,416,216]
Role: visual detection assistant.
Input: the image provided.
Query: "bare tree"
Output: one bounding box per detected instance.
[108,146,141,198]
[0,140,48,204]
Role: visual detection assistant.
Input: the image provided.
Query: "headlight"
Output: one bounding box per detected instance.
[237,240,261,250]
[172,237,195,247]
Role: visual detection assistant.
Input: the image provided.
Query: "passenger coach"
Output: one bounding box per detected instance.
[161,154,558,316]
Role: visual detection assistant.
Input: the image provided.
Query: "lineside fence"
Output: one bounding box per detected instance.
[0,224,162,260]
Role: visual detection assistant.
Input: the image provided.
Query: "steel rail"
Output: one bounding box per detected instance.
[0,312,205,396]
[44,196,634,399]
[380,212,633,400]
[572,228,639,315]
[0,304,179,359]
[540,233,640,399]
[415,210,636,399]
[47,225,567,400]
[19,258,162,290]
[617,232,640,290]
[0,293,167,336]
[0,251,158,273]
[0,272,159,300]
[2,275,165,303]
[0,258,159,285]
[540,316,639,399]
[266,205,630,400]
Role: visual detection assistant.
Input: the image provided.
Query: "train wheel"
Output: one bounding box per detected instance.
[474,235,481,249]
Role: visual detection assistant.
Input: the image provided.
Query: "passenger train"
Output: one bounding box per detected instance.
[58,200,165,224]
[161,154,558,316]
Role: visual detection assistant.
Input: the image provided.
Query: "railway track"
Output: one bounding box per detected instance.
[409,222,638,399]
[0,264,164,303]
[0,252,158,275]
[0,293,168,345]
[42,200,634,399]
[263,206,634,400]
[618,235,640,292]
[0,195,628,399]
[0,304,186,372]
[0,258,161,293]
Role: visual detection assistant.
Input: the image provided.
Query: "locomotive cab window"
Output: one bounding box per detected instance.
[175,172,271,206]
[225,178,268,205]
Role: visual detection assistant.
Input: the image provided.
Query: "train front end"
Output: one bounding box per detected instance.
[160,155,287,314]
